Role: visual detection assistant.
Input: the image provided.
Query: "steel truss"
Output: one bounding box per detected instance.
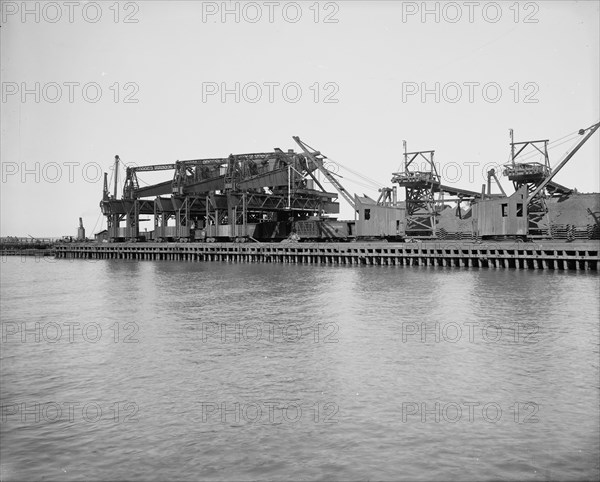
[503,131,552,237]
[392,143,441,237]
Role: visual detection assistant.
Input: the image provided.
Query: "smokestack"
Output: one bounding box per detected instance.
[77,217,85,241]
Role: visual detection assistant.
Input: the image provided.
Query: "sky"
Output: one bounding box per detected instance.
[1,0,599,237]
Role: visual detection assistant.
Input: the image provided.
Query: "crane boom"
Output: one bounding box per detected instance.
[292,136,356,211]
[527,122,600,203]
[129,164,176,172]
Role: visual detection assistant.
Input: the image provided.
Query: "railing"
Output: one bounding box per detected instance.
[503,163,549,178]
[392,171,440,184]
[0,237,58,244]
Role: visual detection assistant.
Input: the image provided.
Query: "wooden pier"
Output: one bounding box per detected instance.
[53,241,600,271]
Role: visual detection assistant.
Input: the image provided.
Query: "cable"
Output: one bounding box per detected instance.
[551,137,586,169]
[136,175,152,187]
[298,138,389,189]
[325,157,386,189]
[90,212,102,236]
[549,128,581,144]
[106,167,114,193]
[512,130,581,163]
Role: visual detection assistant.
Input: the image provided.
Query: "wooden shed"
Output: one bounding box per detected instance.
[472,186,528,237]
[354,195,406,238]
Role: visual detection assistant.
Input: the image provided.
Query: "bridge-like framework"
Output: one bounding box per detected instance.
[100,146,340,242]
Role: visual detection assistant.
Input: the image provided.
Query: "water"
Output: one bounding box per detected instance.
[1,256,599,481]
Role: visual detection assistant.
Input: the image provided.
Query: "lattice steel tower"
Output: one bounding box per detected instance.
[391,141,441,237]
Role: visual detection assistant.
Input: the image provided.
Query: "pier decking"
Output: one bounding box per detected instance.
[53,241,600,271]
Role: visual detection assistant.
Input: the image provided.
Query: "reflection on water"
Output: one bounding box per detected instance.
[1,257,598,481]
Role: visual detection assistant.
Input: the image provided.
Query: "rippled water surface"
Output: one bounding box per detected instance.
[1,256,599,481]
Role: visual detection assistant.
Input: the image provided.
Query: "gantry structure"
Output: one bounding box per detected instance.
[100,141,342,241]
[502,125,599,236]
[391,141,482,237]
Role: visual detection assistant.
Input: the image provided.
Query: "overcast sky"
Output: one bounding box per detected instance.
[1,0,598,237]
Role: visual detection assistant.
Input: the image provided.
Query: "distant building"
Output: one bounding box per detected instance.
[95,230,109,242]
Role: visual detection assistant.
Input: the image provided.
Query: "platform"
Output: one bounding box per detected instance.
[53,241,600,271]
